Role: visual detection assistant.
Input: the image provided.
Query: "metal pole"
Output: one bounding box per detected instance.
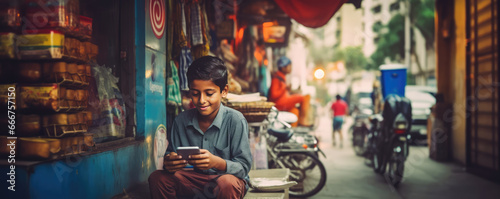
[405,0,411,71]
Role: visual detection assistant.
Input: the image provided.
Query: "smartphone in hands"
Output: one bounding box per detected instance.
[176,146,201,170]
[176,146,201,159]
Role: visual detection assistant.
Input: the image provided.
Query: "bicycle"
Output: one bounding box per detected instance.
[262,107,327,198]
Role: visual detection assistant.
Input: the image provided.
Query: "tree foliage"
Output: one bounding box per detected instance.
[370,0,435,68]
[309,44,334,66]
[411,0,435,47]
[332,46,368,73]
[370,14,405,68]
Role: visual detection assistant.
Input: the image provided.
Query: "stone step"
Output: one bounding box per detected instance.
[244,168,290,199]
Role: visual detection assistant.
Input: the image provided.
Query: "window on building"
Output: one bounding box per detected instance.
[336,30,341,38]
[372,5,382,14]
[372,21,383,33]
[390,2,400,12]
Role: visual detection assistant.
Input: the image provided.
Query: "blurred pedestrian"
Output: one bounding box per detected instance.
[371,80,383,114]
[331,94,348,147]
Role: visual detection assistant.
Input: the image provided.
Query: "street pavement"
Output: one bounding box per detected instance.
[302,112,500,199]
[114,111,500,199]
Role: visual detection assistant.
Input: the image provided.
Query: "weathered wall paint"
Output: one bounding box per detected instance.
[2,143,151,199]
[137,0,168,173]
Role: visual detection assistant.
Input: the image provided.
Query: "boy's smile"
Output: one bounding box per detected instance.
[189,79,228,122]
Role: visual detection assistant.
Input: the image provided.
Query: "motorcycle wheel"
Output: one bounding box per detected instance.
[372,152,382,173]
[364,131,375,166]
[373,150,387,174]
[387,153,405,187]
[353,128,367,156]
[270,153,327,198]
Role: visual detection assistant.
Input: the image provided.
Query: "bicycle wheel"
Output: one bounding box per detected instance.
[270,153,327,198]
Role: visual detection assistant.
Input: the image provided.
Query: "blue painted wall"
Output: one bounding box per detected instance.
[0,0,167,198]
[136,0,168,140]
[2,143,152,199]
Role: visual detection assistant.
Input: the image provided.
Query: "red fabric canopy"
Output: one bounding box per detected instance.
[273,0,349,28]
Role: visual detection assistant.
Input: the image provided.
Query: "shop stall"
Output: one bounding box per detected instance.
[0,0,352,198]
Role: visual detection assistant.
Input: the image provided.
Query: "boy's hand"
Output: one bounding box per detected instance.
[188,149,226,171]
[163,152,187,173]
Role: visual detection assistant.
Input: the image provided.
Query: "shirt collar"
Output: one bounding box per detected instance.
[188,104,225,132]
[211,104,225,129]
[276,70,286,79]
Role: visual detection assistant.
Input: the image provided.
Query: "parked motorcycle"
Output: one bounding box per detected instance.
[364,114,384,167]
[351,107,374,156]
[268,107,325,158]
[370,94,412,187]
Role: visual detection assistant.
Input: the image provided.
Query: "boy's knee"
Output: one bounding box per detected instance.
[217,175,244,192]
[148,170,175,185]
[148,170,163,184]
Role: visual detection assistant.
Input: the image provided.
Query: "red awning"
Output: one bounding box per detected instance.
[273,0,349,28]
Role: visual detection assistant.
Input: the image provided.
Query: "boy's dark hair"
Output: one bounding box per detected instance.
[187,56,228,92]
[336,95,341,100]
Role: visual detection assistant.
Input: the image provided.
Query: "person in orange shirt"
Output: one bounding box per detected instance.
[268,56,311,127]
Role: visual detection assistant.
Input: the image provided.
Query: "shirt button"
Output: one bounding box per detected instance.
[204,138,208,141]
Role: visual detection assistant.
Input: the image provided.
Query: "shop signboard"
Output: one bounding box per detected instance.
[262,19,292,47]
[145,0,167,52]
[263,24,286,43]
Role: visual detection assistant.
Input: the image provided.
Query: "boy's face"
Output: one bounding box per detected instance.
[189,79,228,120]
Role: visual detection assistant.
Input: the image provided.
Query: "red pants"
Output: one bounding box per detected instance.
[148,170,246,199]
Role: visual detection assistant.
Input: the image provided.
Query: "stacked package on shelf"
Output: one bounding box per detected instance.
[0,0,21,31]
[0,32,16,59]
[0,0,20,59]
[0,0,97,160]
[87,65,126,143]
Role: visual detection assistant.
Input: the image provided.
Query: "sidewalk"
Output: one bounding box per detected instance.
[113,114,500,199]
[112,157,500,199]
[307,114,500,199]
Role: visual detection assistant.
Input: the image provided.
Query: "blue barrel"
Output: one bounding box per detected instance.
[380,64,407,98]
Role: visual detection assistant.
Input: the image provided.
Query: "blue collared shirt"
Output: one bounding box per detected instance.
[166,104,252,181]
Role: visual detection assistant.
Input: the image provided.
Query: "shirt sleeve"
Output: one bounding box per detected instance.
[165,119,180,156]
[225,118,252,179]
